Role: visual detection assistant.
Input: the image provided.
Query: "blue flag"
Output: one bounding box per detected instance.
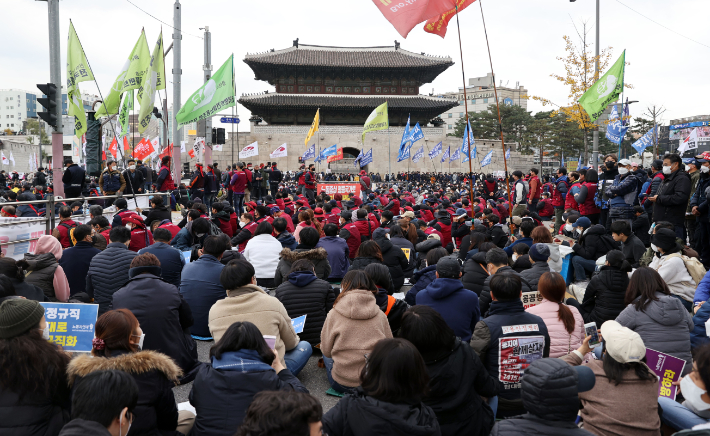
[461,120,475,163]
[622,98,630,126]
[441,146,450,163]
[632,125,657,155]
[606,105,629,145]
[450,148,460,162]
[505,148,511,160]
[429,141,442,159]
[481,150,494,167]
[397,144,411,162]
[315,144,337,163]
[412,145,424,163]
[399,115,411,153]
[354,149,363,166]
[410,122,424,144]
[302,144,316,161]
[561,152,564,167]
[360,148,373,167]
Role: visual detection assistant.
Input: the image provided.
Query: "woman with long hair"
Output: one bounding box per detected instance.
[348,240,384,271]
[0,299,70,436]
[274,226,332,286]
[189,321,308,436]
[320,270,392,394]
[526,272,585,357]
[23,235,70,302]
[294,210,321,243]
[388,224,416,277]
[67,309,194,435]
[322,338,441,435]
[616,267,693,374]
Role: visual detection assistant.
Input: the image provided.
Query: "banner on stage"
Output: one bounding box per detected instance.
[40,302,99,352]
[317,183,361,197]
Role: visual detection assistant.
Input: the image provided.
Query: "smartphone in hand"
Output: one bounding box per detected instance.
[263,335,276,350]
[584,322,602,348]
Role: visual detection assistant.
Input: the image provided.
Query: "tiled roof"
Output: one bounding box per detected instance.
[238,93,458,111]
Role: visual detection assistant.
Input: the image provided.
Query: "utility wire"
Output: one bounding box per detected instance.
[125,0,203,39]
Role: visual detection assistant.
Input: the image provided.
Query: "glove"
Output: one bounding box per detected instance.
[116,191,123,198]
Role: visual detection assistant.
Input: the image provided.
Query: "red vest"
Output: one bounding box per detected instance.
[551,178,569,207]
[529,175,542,200]
[538,199,554,217]
[564,181,580,211]
[159,165,175,191]
[437,221,452,248]
[342,222,361,259]
[238,220,258,251]
[578,182,601,216]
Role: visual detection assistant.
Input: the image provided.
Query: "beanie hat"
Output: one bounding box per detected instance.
[652,228,677,252]
[0,299,45,339]
[529,243,551,262]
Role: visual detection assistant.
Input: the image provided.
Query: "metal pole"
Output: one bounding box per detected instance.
[47,0,64,197]
[592,0,600,169]
[172,0,182,185]
[231,105,234,166]
[454,4,476,209]
[202,26,212,167]
[388,127,391,188]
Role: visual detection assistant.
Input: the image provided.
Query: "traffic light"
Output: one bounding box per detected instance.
[211,127,217,144]
[216,128,225,144]
[37,83,58,129]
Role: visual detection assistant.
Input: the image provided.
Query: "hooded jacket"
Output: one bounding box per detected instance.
[461,251,490,297]
[275,230,298,250]
[405,265,437,306]
[572,224,619,260]
[320,289,393,387]
[274,247,332,286]
[616,291,694,374]
[373,228,408,290]
[390,235,416,277]
[67,350,182,436]
[86,242,137,314]
[274,271,335,345]
[416,278,480,342]
[519,261,551,292]
[243,234,282,279]
[317,236,350,279]
[578,265,629,327]
[322,387,441,436]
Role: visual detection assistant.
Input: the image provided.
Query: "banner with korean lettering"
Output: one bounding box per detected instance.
[40,302,99,352]
[317,182,361,197]
[646,348,686,400]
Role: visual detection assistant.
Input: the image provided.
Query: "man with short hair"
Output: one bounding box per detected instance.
[304,164,317,203]
[0,205,15,217]
[52,205,77,248]
[504,219,535,256]
[511,170,528,217]
[471,273,550,419]
[551,167,569,234]
[606,159,639,230]
[62,160,86,199]
[316,223,350,282]
[138,228,186,287]
[267,162,282,197]
[136,159,152,193]
[610,219,645,267]
[273,217,297,250]
[181,235,227,337]
[338,210,361,260]
[86,226,138,314]
[648,153,692,241]
[527,167,541,210]
[230,162,247,215]
[238,391,323,436]
[416,256,480,341]
[479,247,532,316]
[122,158,144,197]
[99,159,126,207]
[60,224,101,296]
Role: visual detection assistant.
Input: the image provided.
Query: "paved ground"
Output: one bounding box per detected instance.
[172,340,342,412]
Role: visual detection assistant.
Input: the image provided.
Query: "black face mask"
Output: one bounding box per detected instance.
[605,161,615,170]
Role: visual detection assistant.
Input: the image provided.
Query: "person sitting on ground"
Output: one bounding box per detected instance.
[563,216,619,285]
[52,205,77,249]
[611,220,646,268]
[658,343,710,432]
[180,235,226,338]
[639,220,699,267]
[416,256,480,342]
[210,202,233,238]
[209,259,312,376]
[526,272,584,358]
[320,270,393,394]
[243,221,282,288]
[372,227,408,290]
[89,215,111,251]
[567,249,631,328]
[322,338,441,436]
[399,306,498,436]
[121,213,154,253]
[111,253,201,384]
[406,247,449,306]
[0,299,71,436]
[274,259,335,347]
[139,195,170,230]
[461,241,497,298]
[274,226,331,286]
[616,267,693,375]
[0,258,45,301]
[479,247,532,316]
[560,321,660,436]
[316,223,350,282]
[490,357,596,436]
[57,224,101,297]
[388,224,417,277]
[273,217,297,250]
[58,370,139,436]
[189,321,308,436]
[648,227,697,312]
[531,225,563,272]
[520,244,552,292]
[137,228,185,288]
[67,309,194,436]
[503,219,536,256]
[364,263,409,335]
[170,211,208,252]
[24,234,71,303]
[510,243,532,272]
[471,273,550,419]
[348,240,384,272]
[86,226,137,315]
[235,391,323,436]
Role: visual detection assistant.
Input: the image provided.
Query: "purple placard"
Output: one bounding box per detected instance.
[646,348,686,400]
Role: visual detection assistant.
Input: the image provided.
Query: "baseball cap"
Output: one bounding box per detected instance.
[339,210,352,219]
[455,208,468,219]
[696,152,710,162]
[436,256,460,278]
[600,320,646,363]
[618,159,632,166]
[270,206,281,215]
[402,211,415,219]
[572,216,591,228]
[511,216,523,226]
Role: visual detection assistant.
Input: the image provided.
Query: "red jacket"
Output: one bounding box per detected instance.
[341,222,361,259]
[55,219,77,249]
[564,181,580,211]
[578,182,601,216]
[158,221,181,239]
[528,175,541,200]
[230,170,246,193]
[122,215,154,252]
[158,165,175,192]
[353,219,374,239]
[538,198,554,217]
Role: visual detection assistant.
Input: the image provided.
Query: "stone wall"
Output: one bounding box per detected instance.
[0,139,44,174]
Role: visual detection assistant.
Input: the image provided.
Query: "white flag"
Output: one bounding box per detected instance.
[9,153,15,167]
[150,137,160,158]
[679,128,699,153]
[213,144,223,152]
[240,141,259,158]
[29,155,34,172]
[180,141,186,153]
[270,143,287,158]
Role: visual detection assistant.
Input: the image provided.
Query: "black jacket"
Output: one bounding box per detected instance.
[137,242,185,288]
[375,287,408,335]
[322,387,442,436]
[86,242,137,314]
[141,206,171,230]
[373,228,408,290]
[461,251,490,297]
[9,277,46,301]
[58,419,111,436]
[348,256,383,272]
[59,241,101,297]
[111,270,200,380]
[274,271,335,346]
[0,375,70,436]
[572,224,619,260]
[267,167,283,185]
[632,212,651,246]
[67,350,182,436]
[33,171,47,187]
[579,265,629,328]
[390,235,416,277]
[62,164,86,192]
[122,169,145,195]
[519,261,551,292]
[274,247,332,286]
[422,339,497,436]
[479,266,531,317]
[654,169,692,227]
[488,225,508,248]
[415,238,442,269]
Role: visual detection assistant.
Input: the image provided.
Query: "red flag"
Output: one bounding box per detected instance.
[188,148,196,159]
[327,147,344,163]
[133,139,156,161]
[372,0,456,38]
[159,143,173,160]
[123,136,131,152]
[109,138,118,158]
[102,150,107,160]
[424,0,476,38]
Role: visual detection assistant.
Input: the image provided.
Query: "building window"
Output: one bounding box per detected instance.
[448,113,452,118]
[484,98,488,103]
[471,99,476,104]
[459,101,463,106]
[287,85,294,92]
[448,125,453,130]
[459,113,463,117]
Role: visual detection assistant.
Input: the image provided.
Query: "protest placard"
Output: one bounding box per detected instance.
[522,291,543,309]
[40,302,99,352]
[646,348,686,399]
[291,315,307,334]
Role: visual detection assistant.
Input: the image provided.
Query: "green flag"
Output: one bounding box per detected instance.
[137,31,165,134]
[176,54,235,126]
[578,50,626,122]
[362,102,389,143]
[118,90,133,138]
[66,21,95,138]
[95,30,151,118]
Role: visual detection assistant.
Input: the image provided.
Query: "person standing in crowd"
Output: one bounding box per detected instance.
[189,162,206,200]
[304,164,317,203]
[137,228,185,287]
[267,162,282,197]
[510,170,527,217]
[230,162,247,215]
[606,159,639,229]
[551,167,569,234]
[62,160,86,199]
[122,158,144,197]
[98,160,125,207]
[527,167,541,210]
[137,159,152,192]
[32,167,47,189]
[647,153,692,240]
[59,224,101,297]
[574,168,601,224]
[154,156,175,203]
[686,158,702,249]
[691,152,710,268]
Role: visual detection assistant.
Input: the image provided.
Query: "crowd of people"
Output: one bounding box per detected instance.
[3,151,710,435]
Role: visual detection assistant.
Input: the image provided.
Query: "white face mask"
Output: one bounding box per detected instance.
[120,410,132,436]
[565,223,573,232]
[663,165,672,175]
[132,333,145,350]
[685,165,691,172]
[128,165,136,170]
[702,166,710,174]
[512,254,519,262]
[651,243,659,252]
[681,376,710,411]
[576,228,582,235]
[618,167,629,175]
[41,328,50,341]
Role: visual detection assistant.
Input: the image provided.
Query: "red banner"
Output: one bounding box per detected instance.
[327,147,343,163]
[317,182,361,197]
[123,136,131,152]
[372,0,457,38]
[132,138,155,161]
[109,138,118,159]
[424,0,476,38]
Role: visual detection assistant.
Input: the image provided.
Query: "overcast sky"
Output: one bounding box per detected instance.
[3,0,708,130]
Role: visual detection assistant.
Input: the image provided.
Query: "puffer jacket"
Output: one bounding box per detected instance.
[461,251,490,297]
[405,265,437,305]
[691,302,710,350]
[526,299,585,358]
[273,247,332,286]
[274,270,335,346]
[415,238,442,268]
[416,278,480,342]
[519,261,551,292]
[0,371,70,436]
[85,242,137,315]
[572,224,619,260]
[607,172,639,220]
[348,256,383,272]
[373,228,408,290]
[579,265,629,327]
[479,266,531,317]
[491,358,595,436]
[322,387,441,436]
[24,252,59,301]
[654,169,692,226]
[375,286,409,335]
[616,291,694,375]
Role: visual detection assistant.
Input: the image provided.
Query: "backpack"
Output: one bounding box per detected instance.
[59,222,77,247]
[666,253,707,287]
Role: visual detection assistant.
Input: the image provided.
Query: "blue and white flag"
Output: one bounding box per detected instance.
[399,115,411,152]
[315,144,337,163]
[463,145,477,163]
[302,144,316,161]
[450,148,460,162]
[622,98,630,126]
[354,149,363,166]
[429,141,442,159]
[632,125,658,155]
[409,122,424,144]
[606,105,629,145]
[360,148,373,167]
[561,151,564,167]
[412,145,424,163]
[397,144,411,162]
[461,120,475,163]
[441,146,450,163]
[505,147,510,160]
[481,150,494,167]
[577,154,583,170]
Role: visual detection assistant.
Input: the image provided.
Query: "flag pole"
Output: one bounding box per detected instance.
[388,123,391,189]
[454,3,476,210]
[479,0,513,225]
